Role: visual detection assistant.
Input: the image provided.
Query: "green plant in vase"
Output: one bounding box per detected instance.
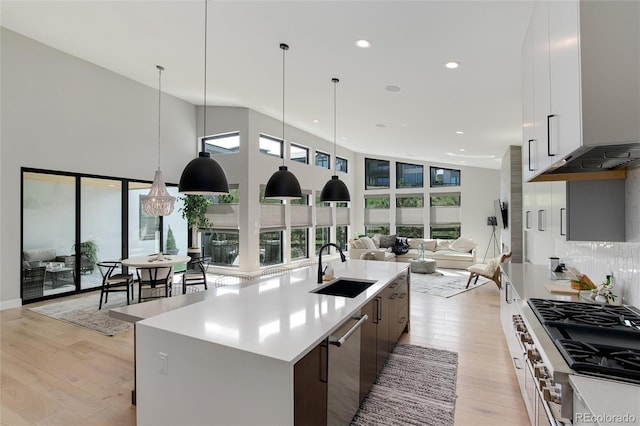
[165,226,179,255]
[179,195,212,253]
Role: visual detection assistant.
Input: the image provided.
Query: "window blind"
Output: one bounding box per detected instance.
[260,204,285,228]
[430,206,461,224]
[336,207,350,225]
[205,204,240,229]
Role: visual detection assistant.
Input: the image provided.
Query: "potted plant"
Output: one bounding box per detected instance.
[72,240,98,273]
[179,195,212,255]
[165,226,179,255]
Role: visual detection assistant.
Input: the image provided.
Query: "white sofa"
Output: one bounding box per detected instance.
[348,236,477,270]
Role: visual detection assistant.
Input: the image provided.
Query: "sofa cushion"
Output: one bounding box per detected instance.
[23,248,56,262]
[429,250,475,261]
[379,234,397,248]
[435,240,454,251]
[408,238,437,251]
[371,235,381,248]
[351,239,366,249]
[360,236,377,250]
[450,237,477,253]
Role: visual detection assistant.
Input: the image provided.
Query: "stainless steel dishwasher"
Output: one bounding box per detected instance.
[327,314,368,426]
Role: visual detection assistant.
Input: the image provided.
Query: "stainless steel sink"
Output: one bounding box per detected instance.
[311,278,376,298]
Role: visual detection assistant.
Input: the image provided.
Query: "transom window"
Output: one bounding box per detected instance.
[430,167,461,187]
[396,195,424,208]
[203,132,240,154]
[365,196,390,209]
[315,151,330,169]
[336,157,348,173]
[365,158,390,189]
[259,134,283,158]
[290,143,309,164]
[396,162,423,188]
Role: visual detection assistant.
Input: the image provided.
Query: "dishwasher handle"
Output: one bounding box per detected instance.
[328,314,368,347]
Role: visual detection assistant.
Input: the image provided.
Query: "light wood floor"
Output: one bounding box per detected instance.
[1,279,529,425]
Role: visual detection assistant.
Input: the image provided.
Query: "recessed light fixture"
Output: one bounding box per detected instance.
[459,148,466,152]
[456,130,464,134]
[313,119,319,123]
[355,39,371,48]
[446,152,495,159]
[341,136,348,141]
[385,85,401,92]
[375,123,386,128]
[445,61,460,69]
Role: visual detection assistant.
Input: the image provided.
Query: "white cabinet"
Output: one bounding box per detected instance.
[522,0,640,181]
[522,181,555,265]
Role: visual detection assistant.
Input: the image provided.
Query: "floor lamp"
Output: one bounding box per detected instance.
[483,216,500,263]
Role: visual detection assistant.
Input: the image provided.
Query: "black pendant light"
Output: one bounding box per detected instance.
[320,78,351,202]
[179,0,229,195]
[264,43,302,200]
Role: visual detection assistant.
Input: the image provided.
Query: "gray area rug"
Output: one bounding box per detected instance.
[29,292,133,336]
[352,344,458,426]
[410,268,490,298]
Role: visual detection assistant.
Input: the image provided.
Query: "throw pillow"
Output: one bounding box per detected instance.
[423,239,437,251]
[450,237,478,253]
[371,235,381,249]
[360,236,377,250]
[435,239,454,251]
[379,234,397,248]
[352,239,367,250]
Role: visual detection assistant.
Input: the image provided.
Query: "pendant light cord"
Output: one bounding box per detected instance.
[281,43,289,167]
[203,0,208,139]
[157,65,164,170]
[332,78,339,172]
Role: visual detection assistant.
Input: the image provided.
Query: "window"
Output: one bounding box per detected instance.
[260,230,282,266]
[365,196,390,209]
[430,224,461,239]
[365,158,390,189]
[290,228,308,260]
[336,226,348,251]
[430,167,461,187]
[336,157,348,173]
[430,193,461,206]
[259,134,283,158]
[212,187,240,204]
[365,225,389,237]
[315,151,330,169]
[396,195,424,208]
[290,193,310,206]
[315,194,330,208]
[290,143,309,164]
[315,227,330,253]
[396,226,424,238]
[259,187,283,204]
[203,132,240,154]
[335,202,348,208]
[204,231,239,266]
[396,162,423,188]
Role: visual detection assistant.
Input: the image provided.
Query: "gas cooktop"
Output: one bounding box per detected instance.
[528,298,640,385]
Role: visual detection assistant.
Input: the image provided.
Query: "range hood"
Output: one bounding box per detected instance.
[532,142,640,182]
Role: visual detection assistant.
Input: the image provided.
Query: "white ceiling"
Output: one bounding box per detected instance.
[1,0,534,169]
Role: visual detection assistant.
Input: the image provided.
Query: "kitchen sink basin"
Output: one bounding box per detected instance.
[311,278,376,298]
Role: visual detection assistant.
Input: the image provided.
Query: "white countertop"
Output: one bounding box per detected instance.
[136,260,409,364]
[570,375,640,425]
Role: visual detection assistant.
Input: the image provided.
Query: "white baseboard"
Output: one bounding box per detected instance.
[0,298,22,311]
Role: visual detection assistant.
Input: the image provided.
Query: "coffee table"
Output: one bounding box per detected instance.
[45,262,75,287]
[409,258,437,274]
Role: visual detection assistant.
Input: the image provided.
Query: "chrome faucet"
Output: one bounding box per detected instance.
[318,243,347,284]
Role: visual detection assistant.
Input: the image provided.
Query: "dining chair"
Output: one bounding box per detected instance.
[97,261,134,310]
[137,266,173,302]
[465,252,512,290]
[181,256,210,294]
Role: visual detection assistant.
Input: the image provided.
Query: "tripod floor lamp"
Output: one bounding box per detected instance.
[482,216,500,263]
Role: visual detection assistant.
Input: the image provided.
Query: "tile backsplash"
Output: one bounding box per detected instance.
[555,167,640,308]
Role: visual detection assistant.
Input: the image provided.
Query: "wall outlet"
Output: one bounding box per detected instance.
[159,352,168,375]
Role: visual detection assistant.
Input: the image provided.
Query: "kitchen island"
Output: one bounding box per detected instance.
[133,259,410,426]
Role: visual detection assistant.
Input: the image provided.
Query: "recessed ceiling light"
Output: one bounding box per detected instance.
[446,152,496,159]
[385,85,401,92]
[445,61,460,69]
[459,148,466,152]
[456,130,464,134]
[355,39,371,48]
[313,119,319,123]
[341,137,348,141]
[375,123,386,128]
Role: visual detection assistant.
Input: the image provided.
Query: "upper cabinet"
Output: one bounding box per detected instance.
[522,0,640,182]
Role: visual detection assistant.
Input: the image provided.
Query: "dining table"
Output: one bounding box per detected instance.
[120,254,191,269]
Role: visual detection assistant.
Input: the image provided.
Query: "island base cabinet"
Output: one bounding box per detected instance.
[359,298,378,403]
[294,340,328,426]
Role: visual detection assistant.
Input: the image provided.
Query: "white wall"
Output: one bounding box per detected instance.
[1,29,197,307]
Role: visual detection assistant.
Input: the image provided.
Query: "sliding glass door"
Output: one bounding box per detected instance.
[22,172,77,301]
